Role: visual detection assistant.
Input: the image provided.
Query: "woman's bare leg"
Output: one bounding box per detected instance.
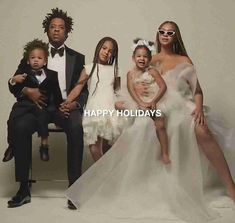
[195,124,235,201]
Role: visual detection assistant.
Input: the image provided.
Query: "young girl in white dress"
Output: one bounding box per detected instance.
[125,39,170,164]
[63,37,121,161]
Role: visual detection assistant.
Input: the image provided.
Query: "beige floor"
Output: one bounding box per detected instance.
[1,181,235,223]
[2,150,235,223]
[1,198,235,223]
[1,181,90,223]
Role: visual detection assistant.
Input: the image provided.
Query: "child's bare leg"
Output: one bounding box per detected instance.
[102,138,111,154]
[115,101,126,110]
[40,137,49,161]
[195,124,235,202]
[41,137,48,146]
[155,117,171,164]
[89,137,103,162]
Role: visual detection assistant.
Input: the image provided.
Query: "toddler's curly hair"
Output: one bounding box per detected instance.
[23,39,49,59]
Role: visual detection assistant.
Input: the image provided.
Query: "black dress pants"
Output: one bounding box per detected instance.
[11,108,84,185]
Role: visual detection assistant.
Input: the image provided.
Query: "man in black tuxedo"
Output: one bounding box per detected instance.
[7,8,88,209]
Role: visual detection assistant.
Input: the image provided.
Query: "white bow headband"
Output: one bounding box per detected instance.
[132,39,155,52]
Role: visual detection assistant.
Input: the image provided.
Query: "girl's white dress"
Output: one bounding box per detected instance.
[83,63,123,145]
[67,63,235,223]
[126,70,164,117]
[133,70,159,103]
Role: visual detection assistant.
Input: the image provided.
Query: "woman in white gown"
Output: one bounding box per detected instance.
[66,22,235,223]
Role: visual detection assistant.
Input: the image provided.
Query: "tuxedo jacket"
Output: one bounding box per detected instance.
[9,45,88,111]
[8,65,63,120]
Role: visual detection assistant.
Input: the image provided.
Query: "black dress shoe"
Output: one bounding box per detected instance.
[67,200,77,210]
[2,146,14,162]
[39,145,49,161]
[8,190,31,208]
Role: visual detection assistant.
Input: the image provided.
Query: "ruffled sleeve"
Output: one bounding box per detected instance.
[84,63,94,76]
[179,63,198,96]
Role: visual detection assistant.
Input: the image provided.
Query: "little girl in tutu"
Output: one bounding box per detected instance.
[123,39,170,164]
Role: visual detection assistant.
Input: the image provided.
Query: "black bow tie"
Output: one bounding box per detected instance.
[51,47,64,57]
[32,69,42,76]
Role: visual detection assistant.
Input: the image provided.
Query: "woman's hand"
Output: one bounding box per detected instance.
[191,108,205,125]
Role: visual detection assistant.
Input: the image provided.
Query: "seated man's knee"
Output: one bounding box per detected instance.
[67,111,82,126]
[67,118,83,137]
[14,119,31,133]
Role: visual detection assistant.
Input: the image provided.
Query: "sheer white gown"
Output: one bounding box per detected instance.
[66,63,235,223]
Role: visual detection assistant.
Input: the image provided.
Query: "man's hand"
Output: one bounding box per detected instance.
[59,103,70,118]
[66,101,77,111]
[59,101,78,118]
[11,73,27,84]
[22,87,47,108]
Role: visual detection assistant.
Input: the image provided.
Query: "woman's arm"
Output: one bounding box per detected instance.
[194,80,203,110]
[149,68,167,105]
[192,80,205,125]
[178,56,205,125]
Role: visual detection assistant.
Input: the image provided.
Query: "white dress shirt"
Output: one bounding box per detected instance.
[47,43,67,99]
[35,69,46,84]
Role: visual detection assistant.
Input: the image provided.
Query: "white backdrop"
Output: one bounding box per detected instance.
[0,0,235,196]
